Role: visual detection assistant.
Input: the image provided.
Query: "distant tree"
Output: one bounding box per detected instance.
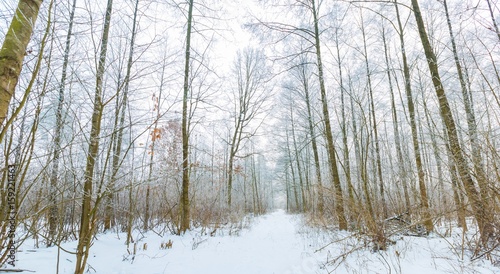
[226,48,268,208]
[288,56,324,215]
[259,0,348,229]
[358,10,387,218]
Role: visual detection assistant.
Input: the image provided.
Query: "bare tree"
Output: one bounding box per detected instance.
[180,0,194,234]
[47,0,77,246]
[310,0,347,229]
[442,0,489,206]
[394,0,433,232]
[104,0,140,232]
[227,48,268,208]
[75,0,114,272]
[410,0,493,243]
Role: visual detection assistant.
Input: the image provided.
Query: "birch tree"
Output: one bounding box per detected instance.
[0,0,44,127]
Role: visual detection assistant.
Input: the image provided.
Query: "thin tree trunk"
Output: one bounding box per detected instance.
[285,166,290,212]
[311,0,347,229]
[75,0,113,273]
[286,131,299,212]
[334,28,355,214]
[251,156,261,214]
[301,64,324,215]
[349,77,363,200]
[444,124,467,230]
[381,26,410,213]
[422,95,446,211]
[290,109,307,212]
[126,177,134,245]
[104,0,139,231]
[144,55,167,232]
[395,0,433,232]
[48,0,77,247]
[180,0,194,234]
[360,12,387,218]
[443,0,489,203]
[485,0,500,42]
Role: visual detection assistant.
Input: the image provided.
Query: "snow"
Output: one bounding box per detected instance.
[4,210,498,274]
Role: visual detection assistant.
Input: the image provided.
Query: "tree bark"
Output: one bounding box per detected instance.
[334,27,355,215]
[286,133,300,212]
[421,94,446,210]
[0,0,44,127]
[485,0,500,42]
[227,48,267,208]
[290,105,307,212]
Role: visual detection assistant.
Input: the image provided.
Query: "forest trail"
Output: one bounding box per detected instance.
[14,210,319,274]
[162,209,317,274]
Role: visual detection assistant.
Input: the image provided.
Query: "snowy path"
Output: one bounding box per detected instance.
[15,210,318,274]
[163,210,316,274]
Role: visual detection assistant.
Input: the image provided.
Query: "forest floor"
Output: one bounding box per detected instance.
[2,210,499,273]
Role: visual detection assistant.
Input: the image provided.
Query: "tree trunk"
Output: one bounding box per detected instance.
[227,48,267,208]
[311,0,347,229]
[301,62,324,215]
[381,25,410,213]
[421,94,446,210]
[360,12,387,218]
[334,27,355,214]
[286,130,300,212]
[410,0,493,243]
[395,0,433,232]
[74,0,113,273]
[48,0,77,246]
[180,0,194,234]
[105,0,139,231]
[0,0,43,127]
[349,78,363,203]
[444,124,467,230]
[485,0,500,42]
[443,0,489,204]
[289,104,306,212]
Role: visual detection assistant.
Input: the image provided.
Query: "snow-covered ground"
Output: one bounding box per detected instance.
[4,210,499,273]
